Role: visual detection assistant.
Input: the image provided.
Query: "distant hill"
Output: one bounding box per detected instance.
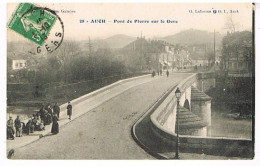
[160,29,223,46]
[79,34,136,50]
[104,34,136,49]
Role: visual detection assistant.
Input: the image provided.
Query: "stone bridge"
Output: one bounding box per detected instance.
[149,72,253,158]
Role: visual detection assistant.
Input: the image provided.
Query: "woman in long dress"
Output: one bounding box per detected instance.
[51,114,59,134]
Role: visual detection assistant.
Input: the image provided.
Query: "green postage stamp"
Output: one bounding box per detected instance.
[8,3,57,46]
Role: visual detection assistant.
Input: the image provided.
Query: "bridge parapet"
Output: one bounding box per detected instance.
[151,72,214,134]
[149,72,253,157]
[153,73,197,133]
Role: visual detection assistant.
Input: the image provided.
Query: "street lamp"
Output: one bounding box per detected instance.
[174,87,181,159]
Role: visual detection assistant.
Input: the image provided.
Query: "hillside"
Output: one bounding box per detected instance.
[104,34,136,49]
[161,29,223,46]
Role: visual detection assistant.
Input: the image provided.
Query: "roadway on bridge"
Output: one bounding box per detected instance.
[13,73,192,159]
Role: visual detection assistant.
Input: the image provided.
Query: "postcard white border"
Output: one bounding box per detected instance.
[1,1,260,166]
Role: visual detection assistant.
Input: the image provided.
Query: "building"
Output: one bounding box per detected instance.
[191,58,209,67]
[12,59,27,70]
[189,45,210,66]
[224,50,252,77]
[174,49,192,69]
[119,37,192,71]
[158,45,175,70]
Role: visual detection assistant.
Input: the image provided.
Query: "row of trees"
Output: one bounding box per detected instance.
[37,49,126,85]
[7,41,134,104]
[8,41,128,86]
[221,30,252,72]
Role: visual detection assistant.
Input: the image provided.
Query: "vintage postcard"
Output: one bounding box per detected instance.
[5,2,255,160]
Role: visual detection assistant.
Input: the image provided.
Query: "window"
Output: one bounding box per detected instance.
[238,62,243,68]
[233,62,237,69]
[228,62,232,68]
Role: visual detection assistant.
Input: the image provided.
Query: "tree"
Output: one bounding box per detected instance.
[52,41,81,83]
[221,31,252,73]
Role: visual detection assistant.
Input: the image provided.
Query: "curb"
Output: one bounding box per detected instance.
[131,82,178,160]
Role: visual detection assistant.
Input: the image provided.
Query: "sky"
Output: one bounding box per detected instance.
[7,3,253,41]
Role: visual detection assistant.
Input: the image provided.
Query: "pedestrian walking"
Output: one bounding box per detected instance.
[152,71,156,78]
[67,101,72,120]
[51,114,59,134]
[14,116,22,137]
[160,69,162,76]
[166,70,169,78]
[53,102,60,120]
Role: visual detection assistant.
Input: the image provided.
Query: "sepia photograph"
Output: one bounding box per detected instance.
[5,2,255,160]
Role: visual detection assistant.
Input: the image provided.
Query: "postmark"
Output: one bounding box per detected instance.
[8,3,64,54]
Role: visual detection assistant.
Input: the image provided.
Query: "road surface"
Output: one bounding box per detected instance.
[13,73,192,159]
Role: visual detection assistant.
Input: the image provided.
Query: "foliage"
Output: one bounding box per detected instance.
[207,75,253,116]
[222,31,252,63]
[7,41,137,105]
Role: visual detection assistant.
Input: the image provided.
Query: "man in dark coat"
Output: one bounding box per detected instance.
[53,102,60,120]
[166,70,169,78]
[152,71,155,77]
[47,105,53,123]
[45,112,52,125]
[38,105,46,124]
[14,116,22,137]
[51,114,59,134]
[32,114,37,126]
[7,117,15,139]
[26,119,34,135]
[43,108,48,126]
[67,101,72,120]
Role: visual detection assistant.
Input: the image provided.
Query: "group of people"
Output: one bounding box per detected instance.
[152,70,170,78]
[38,103,61,127]
[7,101,73,140]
